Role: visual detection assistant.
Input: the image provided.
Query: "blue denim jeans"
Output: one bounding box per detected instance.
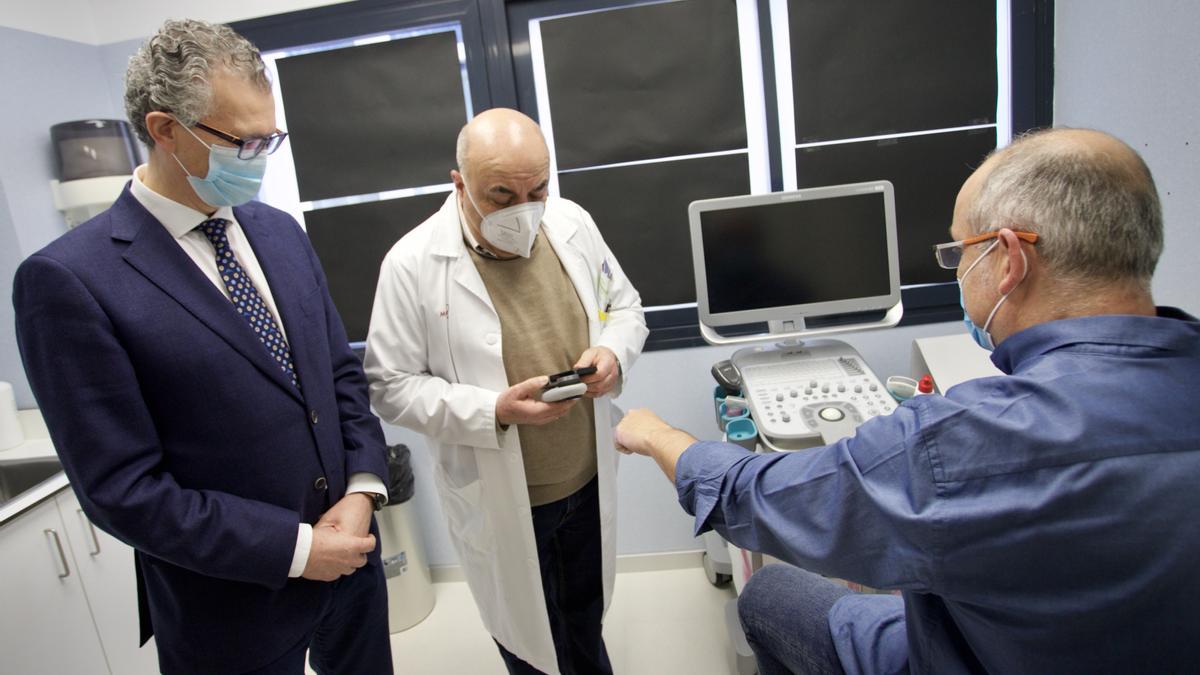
[495,476,612,675]
[737,564,852,675]
[738,564,911,675]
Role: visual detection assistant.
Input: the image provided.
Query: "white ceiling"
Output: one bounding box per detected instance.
[0,0,353,45]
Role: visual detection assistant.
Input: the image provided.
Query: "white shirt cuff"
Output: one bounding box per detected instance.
[288,473,387,579]
[288,523,313,578]
[347,472,388,506]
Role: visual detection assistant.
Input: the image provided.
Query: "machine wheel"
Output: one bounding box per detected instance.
[703,552,733,587]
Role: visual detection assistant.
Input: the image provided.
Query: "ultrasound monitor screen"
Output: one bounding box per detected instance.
[700,193,891,315]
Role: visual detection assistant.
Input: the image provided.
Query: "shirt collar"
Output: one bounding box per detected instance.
[456,193,503,260]
[991,307,1200,374]
[130,164,236,238]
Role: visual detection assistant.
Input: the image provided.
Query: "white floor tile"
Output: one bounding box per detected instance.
[308,562,740,674]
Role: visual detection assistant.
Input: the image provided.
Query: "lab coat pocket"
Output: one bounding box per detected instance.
[434,473,495,554]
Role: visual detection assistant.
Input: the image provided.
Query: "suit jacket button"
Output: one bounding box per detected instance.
[310,409,319,424]
[314,476,328,491]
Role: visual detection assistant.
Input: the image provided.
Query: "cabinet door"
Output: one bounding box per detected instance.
[0,498,109,674]
[57,490,160,675]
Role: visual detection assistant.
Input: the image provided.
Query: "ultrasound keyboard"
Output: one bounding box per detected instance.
[733,340,894,446]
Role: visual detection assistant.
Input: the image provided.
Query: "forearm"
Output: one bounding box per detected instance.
[369,372,503,448]
[89,477,300,587]
[648,428,699,483]
[315,262,389,479]
[594,302,647,396]
[333,367,389,480]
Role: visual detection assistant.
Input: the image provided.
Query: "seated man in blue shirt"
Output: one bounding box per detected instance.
[615,128,1200,674]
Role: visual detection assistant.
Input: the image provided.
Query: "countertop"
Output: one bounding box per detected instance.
[0,410,69,524]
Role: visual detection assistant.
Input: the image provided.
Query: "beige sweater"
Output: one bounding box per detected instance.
[469,231,597,506]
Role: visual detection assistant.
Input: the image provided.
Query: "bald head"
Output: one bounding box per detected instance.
[455,108,549,180]
[990,128,1152,194]
[1009,127,1142,163]
[962,127,1162,289]
[450,109,552,256]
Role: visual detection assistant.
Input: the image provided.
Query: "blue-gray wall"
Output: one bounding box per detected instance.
[0,178,21,410]
[0,26,130,407]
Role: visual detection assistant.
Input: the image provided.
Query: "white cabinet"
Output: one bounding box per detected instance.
[57,489,160,675]
[0,490,159,675]
[910,333,1002,393]
[0,497,109,674]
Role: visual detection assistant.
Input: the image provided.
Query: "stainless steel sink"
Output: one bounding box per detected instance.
[0,457,64,506]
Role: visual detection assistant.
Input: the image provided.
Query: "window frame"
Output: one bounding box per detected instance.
[235,0,494,346]
[508,0,1054,350]
[235,0,499,110]
[234,0,1054,352]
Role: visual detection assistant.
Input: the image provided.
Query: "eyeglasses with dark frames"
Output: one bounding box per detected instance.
[193,121,289,160]
[933,230,1039,269]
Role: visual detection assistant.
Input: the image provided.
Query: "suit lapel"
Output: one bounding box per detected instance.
[236,206,314,404]
[113,192,302,402]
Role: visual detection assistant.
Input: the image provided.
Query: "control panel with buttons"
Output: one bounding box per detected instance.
[733,339,895,446]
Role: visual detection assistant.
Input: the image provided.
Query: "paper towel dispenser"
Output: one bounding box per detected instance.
[49,119,141,227]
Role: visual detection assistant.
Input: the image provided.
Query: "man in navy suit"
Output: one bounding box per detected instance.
[13,19,392,674]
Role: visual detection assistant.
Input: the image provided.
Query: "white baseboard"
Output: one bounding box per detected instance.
[615,550,705,574]
[428,565,464,584]
[429,549,705,584]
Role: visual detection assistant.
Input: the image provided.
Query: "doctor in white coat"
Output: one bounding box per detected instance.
[364,109,647,675]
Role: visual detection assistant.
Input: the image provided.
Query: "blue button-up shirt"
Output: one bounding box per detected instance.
[677,309,1200,673]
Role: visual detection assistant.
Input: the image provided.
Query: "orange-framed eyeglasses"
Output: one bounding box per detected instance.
[933,230,1039,269]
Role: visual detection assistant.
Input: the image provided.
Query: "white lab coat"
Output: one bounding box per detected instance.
[364,193,648,675]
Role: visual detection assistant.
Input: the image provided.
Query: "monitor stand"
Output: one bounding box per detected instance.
[699,302,903,347]
[767,319,807,350]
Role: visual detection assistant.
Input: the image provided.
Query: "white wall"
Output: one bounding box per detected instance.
[0,0,352,45]
[1054,0,1200,315]
[0,0,101,44]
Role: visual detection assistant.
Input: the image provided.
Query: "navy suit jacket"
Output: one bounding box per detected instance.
[13,188,389,674]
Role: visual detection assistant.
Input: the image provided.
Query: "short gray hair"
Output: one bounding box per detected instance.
[966,129,1163,287]
[455,124,469,172]
[124,19,270,146]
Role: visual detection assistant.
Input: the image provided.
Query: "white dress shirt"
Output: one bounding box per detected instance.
[130,166,386,578]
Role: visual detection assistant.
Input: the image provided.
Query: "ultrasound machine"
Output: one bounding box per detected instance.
[692,179,902,446]
[687,180,903,674]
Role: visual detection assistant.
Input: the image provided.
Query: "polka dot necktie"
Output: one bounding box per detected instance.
[198,218,300,389]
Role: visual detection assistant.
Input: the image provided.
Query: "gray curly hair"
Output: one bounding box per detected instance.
[124,19,270,146]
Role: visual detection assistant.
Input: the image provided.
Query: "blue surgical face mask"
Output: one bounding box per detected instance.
[958,239,1020,352]
[172,120,267,207]
[959,283,996,351]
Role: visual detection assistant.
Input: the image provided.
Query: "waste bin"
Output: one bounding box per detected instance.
[378,444,436,632]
